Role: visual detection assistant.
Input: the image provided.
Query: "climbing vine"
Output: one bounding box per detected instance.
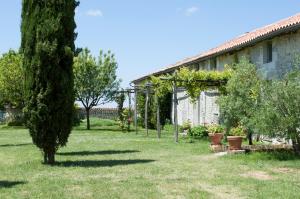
[135,67,232,129]
[149,66,233,102]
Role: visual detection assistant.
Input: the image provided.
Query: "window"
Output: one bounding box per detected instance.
[263,42,273,64]
[210,58,217,70]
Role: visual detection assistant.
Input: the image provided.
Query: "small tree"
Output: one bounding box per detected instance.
[254,69,300,154]
[0,50,24,109]
[74,48,120,130]
[21,0,78,164]
[218,59,261,145]
[116,91,126,131]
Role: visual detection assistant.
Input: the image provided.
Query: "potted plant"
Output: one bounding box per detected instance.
[207,124,225,145]
[227,126,246,150]
[182,120,192,135]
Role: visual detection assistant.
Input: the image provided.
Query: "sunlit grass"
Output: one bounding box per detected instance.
[0,119,300,198]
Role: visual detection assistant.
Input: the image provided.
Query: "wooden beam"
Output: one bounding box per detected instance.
[134,89,138,134]
[173,80,178,143]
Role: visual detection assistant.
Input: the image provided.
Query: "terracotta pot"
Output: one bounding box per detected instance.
[209,133,223,145]
[227,136,243,150]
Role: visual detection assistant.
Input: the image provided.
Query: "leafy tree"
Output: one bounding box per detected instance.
[218,59,261,145]
[74,48,120,130]
[254,69,300,155]
[21,0,78,164]
[0,50,24,109]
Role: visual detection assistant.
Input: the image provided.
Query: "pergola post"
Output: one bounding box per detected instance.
[173,78,178,143]
[156,94,161,139]
[127,90,132,131]
[134,88,138,134]
[145,83,149,136]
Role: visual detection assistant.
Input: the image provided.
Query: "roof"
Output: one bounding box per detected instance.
[133,12,300,83]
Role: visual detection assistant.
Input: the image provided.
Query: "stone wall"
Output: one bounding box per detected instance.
[174,30,300,126]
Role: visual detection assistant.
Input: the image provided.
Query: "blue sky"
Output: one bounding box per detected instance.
[1,0,300,91]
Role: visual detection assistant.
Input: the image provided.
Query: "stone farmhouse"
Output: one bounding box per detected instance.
[132,13,300,126]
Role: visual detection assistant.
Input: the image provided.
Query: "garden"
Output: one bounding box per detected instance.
[1,118,300,199]
[0,1,300,198]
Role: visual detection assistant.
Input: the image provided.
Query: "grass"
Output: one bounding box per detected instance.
[0,119,300,198]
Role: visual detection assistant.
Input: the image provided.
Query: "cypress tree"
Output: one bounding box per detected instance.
[21,0,79,164]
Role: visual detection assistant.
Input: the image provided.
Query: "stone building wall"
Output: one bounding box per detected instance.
[174,30,300,126]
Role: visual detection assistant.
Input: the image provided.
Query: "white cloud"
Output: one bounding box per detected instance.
[185,6,199,16]
[86,9,103,17]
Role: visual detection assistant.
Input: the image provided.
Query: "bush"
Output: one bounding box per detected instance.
[5,111,25,127]
[72,105,82,126]
[163,124,174,132]
[137,91,172,130]
[229,125,246,136]
[189,125,208,138]
[182,120,192,131]
[7,120,24,127]
[207,124,225,134]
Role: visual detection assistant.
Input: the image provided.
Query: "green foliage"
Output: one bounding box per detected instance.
[254,69,300,154]
[74,48,120,130]
[176,68,232,102]
[229,125,246,136]
[182,120,192,130]
[21,0,78,164]
[72,104,82,127]
[115,91,126,131]
[122,108,133,132]
[218,59,261,133]
[149,67,232,102]
[136,90,172,129]
[189,125,208,138]
[207,124,225,134]
[0,50,24,108]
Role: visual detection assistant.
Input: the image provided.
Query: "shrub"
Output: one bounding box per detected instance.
[207,124,225,134]
[229,126,246,136]
[182,120,192,131]
[189,125,208,138]
[163,124,174,132]
[137,91,172,130]
[72,105,82,126]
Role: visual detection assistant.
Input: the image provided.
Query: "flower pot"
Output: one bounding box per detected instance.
[227,136,243,150]
[209,133,223,145]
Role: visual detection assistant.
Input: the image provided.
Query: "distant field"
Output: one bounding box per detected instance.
[0,118,300,199]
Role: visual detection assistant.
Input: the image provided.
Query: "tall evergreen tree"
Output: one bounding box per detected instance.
[21,0,78,164]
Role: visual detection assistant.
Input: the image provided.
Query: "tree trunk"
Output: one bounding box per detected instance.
[292,137,300,156]
[248,131,253,145]
[43,148,55,165]
[47,151,55,165]
[86,108,90,130]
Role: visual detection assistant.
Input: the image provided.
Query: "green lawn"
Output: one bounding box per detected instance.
[0,119,300,199]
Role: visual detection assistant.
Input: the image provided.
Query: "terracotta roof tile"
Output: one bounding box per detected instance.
[133,12,300,83]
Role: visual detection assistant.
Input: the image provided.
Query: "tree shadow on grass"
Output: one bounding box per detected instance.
[0,143,32,148]
[242,150,300,161]
[74,128,124,132]
[262,150,300,161]
[0,181,26,188]
[55,159,155,167]
[57,150,140,156]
